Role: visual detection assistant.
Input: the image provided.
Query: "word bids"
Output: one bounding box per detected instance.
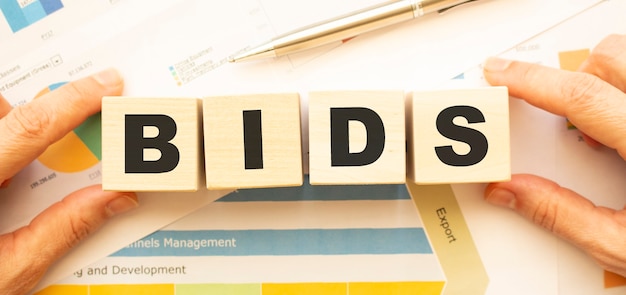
[102,88,510,191]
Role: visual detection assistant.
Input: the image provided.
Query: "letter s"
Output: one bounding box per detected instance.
[435,106,488,167]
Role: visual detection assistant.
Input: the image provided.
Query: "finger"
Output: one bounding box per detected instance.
[0,95,12,187]
[0,69,123,183]
[483,57,626,158]
[0,185,137,295]
[485,174,626,275]
[576,35,626,147]
[578,34,626,92]
[0,93,11,118]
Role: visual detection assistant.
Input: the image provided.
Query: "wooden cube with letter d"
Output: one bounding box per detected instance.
[203,93,303,189]
[408,87,510,184]
[102,97,201,191]
[308,90,406,185]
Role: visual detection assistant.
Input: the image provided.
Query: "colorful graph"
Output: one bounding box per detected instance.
[0,0,63,33]
[36,82,101,173]
[37,180,450,294]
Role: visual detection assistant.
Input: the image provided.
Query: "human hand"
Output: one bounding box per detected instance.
[0,69,138,295]
[482,34,626,276]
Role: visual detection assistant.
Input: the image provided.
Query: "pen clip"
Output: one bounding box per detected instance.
[437,0,480,14]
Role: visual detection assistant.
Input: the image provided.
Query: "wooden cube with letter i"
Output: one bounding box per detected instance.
[308,90,406,185]
[203,93,303,189]
[102,97,202,191]
[408,87,511,184]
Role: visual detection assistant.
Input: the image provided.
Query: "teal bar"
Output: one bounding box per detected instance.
[112,228,431,257]
[218,176,410,202]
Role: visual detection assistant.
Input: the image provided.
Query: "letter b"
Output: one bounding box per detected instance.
[125,114,180,173]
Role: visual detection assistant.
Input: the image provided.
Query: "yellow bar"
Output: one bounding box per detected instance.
[90,284,175,295]
[176,283,261,295]
[349,281,445,295]
[35,285,88,295]
[263,282,347,295]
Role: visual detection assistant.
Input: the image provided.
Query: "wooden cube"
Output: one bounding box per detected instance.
[308,91,406,185]
[408,87,510,184]
[102,97,201,191]
[203,93,303,189]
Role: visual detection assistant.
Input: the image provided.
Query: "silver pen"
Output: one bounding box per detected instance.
[229,0,475,62]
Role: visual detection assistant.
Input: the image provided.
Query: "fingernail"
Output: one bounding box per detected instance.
[93,68,123,88]
[486,188,516,209]
[484,57,512,72]
[105,194,139,217]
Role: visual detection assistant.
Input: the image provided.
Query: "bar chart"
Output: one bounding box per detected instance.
[0,0,64,33]
[38,180,448,295]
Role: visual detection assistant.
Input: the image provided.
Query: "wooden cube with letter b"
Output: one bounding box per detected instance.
[408,87,510,184]
[102,97,201,191]
[203,93,303,189]
[308,91,406,185]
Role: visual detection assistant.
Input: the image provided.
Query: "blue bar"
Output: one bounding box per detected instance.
[0,1,28,32]
[22,1,46,24]
[217,175,410,202]
[112,228,431,257]
[39,0,63,14]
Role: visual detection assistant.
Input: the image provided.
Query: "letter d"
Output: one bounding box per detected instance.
[330,107,385,167]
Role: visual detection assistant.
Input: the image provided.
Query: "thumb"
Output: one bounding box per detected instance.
[484,174,626,275]
[0,185,138,295]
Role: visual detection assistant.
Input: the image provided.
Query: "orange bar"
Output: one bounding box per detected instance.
[605,271,626,288]
[349,281,445,295]
[35,285,88,295]
[558,49,590,71]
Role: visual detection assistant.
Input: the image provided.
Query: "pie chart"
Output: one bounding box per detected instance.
[37,82,101,173]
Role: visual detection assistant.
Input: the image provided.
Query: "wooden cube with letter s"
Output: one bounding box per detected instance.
[408,86,510,184]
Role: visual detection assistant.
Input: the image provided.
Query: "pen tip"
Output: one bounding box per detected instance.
[228,43,276,63]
